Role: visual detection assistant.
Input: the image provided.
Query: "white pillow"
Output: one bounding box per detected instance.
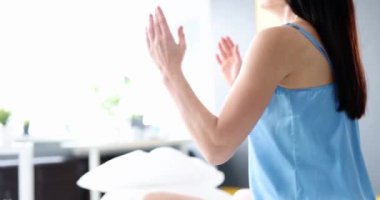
[77,147,225,192]
[100,187,232,200]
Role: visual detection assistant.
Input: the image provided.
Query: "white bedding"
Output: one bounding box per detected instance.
[101,187,232,200]
[77,147,231,200]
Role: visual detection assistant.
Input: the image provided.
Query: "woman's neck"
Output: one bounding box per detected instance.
[268,5,299,25]
[282,6,298,23]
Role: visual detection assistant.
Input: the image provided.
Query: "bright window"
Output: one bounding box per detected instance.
[0,0,213,139]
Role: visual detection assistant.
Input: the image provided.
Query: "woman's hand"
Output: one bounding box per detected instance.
[216,37,242,86]
[146,7,187,78]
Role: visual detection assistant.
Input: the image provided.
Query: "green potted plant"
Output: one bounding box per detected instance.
[0,109,11,127]
[23,119,30,136]
[0,109,12,147]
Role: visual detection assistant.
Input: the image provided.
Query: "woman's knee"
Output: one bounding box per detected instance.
[231,189,252,200]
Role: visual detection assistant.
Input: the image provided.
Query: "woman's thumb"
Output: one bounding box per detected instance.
[178,26,186,48]
[234,45,241,57]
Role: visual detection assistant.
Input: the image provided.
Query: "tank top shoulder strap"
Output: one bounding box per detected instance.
[286,22,333,68]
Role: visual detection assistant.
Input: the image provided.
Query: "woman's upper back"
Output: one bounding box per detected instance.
[247,22,375,200]
[270,20,334,90]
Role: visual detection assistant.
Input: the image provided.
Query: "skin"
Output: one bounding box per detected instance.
[216,36,242,86]
[144,192,202,200]
[144,0,332,198]
[143,189,252,200]
[259,0,289,21]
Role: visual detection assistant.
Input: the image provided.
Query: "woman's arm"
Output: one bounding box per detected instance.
[146,7,294,165]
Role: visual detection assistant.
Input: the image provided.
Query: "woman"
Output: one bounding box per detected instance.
[145,0,375,199]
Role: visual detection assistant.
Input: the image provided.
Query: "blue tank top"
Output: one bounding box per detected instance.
[248,23,375,200]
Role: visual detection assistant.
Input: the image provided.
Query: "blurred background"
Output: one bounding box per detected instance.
[0,0,379,199]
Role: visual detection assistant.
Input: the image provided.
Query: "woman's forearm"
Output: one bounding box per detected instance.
[163,71,228,164]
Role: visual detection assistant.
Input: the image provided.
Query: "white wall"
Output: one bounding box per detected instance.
[356,0,380,194]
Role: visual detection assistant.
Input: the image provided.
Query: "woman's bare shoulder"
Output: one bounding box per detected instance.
[245,25,302,73]
[253,25,301,50]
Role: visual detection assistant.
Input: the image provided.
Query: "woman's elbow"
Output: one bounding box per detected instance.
[203,146,234,165]
[205,156,228,166]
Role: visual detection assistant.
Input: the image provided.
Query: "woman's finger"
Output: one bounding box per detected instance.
[156,7,171,37]
[234,45,241,59]
[218,42,228,58]
[148,14,155,40]
[216,54,222,65]
[154,13,162,37]
[146,27,150,49]
[225,36,235,49]
[220,38,232,56]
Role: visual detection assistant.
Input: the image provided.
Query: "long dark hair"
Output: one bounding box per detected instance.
[286,0,367,119]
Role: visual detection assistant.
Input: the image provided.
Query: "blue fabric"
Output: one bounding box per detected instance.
[286,23,333,67]
[248,24,375,200]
